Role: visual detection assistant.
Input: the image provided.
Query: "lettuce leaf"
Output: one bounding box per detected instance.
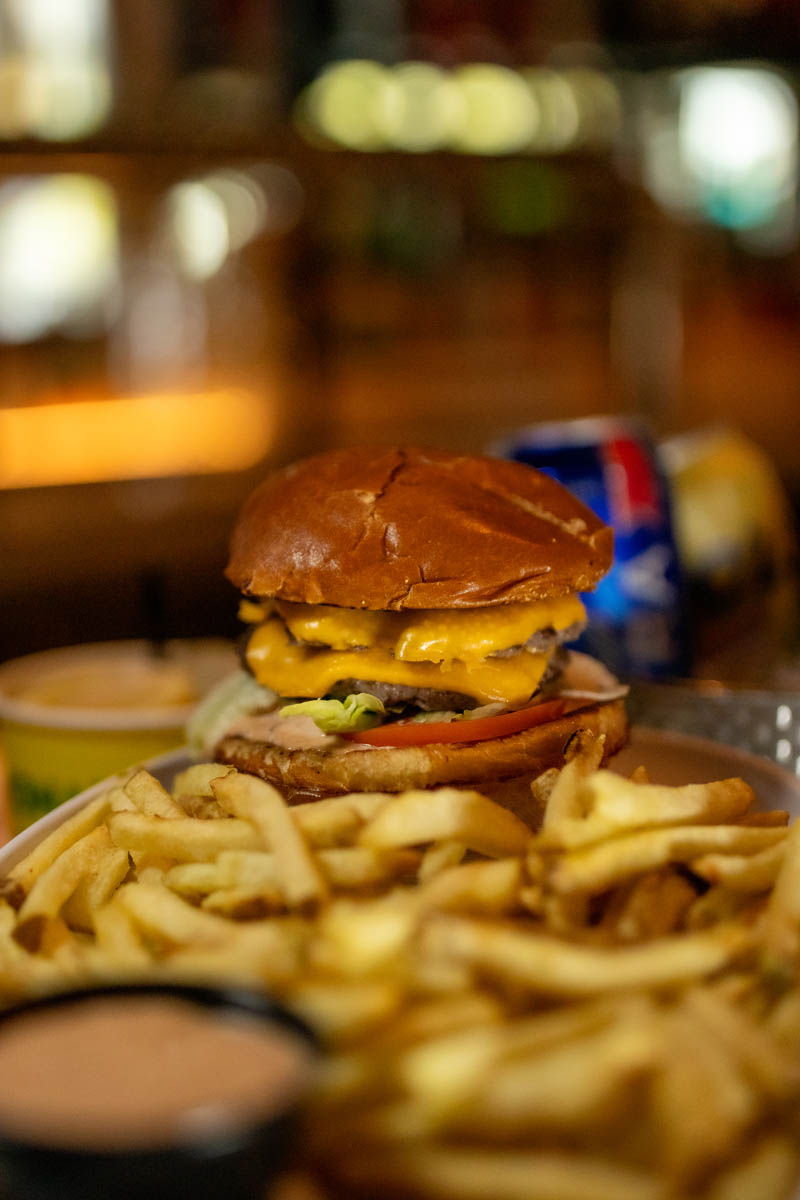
[186,670,278,754]
[280,693,385,733]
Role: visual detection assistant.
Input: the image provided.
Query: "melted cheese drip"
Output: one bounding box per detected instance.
[246,618,553,707]
[275,596,585,664]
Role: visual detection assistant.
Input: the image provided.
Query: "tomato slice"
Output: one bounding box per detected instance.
[344,698,567,747]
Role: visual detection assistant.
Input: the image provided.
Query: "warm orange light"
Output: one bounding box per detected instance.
[0,389,274,489]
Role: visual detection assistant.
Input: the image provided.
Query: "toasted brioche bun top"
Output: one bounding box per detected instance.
[226,446,613,611]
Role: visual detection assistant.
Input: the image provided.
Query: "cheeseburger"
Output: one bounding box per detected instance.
[192,446,627,821]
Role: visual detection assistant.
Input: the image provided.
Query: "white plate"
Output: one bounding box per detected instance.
[2,727,799,873]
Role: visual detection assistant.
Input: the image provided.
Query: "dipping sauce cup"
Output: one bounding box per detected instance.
[0,983,316,1200]
[0,640,235,833]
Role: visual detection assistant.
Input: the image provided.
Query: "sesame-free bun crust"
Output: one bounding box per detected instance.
[215,699,628,824]
[226,446,613,610]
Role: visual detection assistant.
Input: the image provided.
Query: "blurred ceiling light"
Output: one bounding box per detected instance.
[681,66,797,242]
[523,68,580,152]
[295,60,621,157]
[379,62,461,151]
[26,59,111,141]
[641,66,798,250]
[0,175,118,342]
[451,64,538,154]
[8,0,106,55]
[2,0,111,139]
[0,390,274,490]
[682,68,794,181]
[249,164,305,234]
[564,68,623,148]
[167,164,301,281]
[306,60,398,151]
[203,170,267,252]
[168,182,230,280]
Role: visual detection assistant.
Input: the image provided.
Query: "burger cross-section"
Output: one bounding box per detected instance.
[191,446,628,821]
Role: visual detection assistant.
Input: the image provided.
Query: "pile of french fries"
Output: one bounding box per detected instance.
[3,732,800,1199]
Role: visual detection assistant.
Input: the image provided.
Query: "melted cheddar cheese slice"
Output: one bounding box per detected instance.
[247,618,558,707]
[274,596,585,664]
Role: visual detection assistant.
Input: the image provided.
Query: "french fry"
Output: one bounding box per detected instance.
[420,859,522,916]
[123,769,185,819]
[288,979,403,1042]
[601,868,698,942]
[62,845,131,931]
[171,763,233,796]
[328,1145,669,1200]
[3,756,800,1200]
[176,794,228,820]
[212,772,329,907]
[652,1004,758,1182]
[760,817,800,973]
[92,896,151,969]
[201,886,283,918]
[683,985,798,1100]
[589,773,754,831]
[7,794,111,893]
[538,775,756,851]
[422,915,750,996]
[551,826,785,894]
[292,792,391,848]
[109,811,263,861]
[316,892,420,975]
[116,881,233,947]
[417,840,466,883]
[316,846,419,889]
[17,825,115,924]
[360,789,530,858]
[691,841,785,892]
[443,1020,656,1136]
[398,997,628,1113]
[705,1135,800,1200]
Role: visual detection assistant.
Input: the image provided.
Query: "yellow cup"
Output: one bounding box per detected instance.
[0,640,235,833]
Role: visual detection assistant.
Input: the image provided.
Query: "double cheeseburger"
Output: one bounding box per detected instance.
[193,446,627,823]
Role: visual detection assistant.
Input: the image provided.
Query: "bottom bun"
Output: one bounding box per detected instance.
[215,699,628,826]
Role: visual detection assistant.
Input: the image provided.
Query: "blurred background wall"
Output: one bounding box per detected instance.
[3,0,800,679]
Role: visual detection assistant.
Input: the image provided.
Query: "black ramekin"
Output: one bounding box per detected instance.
[0,981,317,1200]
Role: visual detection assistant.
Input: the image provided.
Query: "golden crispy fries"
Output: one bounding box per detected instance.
[444,1020,656,1137]
[332,1145,669,1200]
[17,825,115,924]
[420,859,522,916]
[123,769,185,819]
[213,772,328,907]
[398,997,628,1114]
[692,841,786,892]
[106,785,136,814]
[292,792,391,848]
[176,793,228,820]
[601,867,698,942]
[171,763,233,796]
[652,1003,757,1182]
[109,810,263,860]
[116,880,233,946]
[62,844,131,931]
[422,914,750,996]
[4,754,800,1200]
[761,816,800,973]
[539,774,755,851]
[589,773,754,830]
[417,840,466,883]
[7,794,110,893]
[360,789,530,858]
[706,1135,800,1200]
[551,825,785,894]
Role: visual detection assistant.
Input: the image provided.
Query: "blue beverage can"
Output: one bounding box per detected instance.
[497,417,690,680]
